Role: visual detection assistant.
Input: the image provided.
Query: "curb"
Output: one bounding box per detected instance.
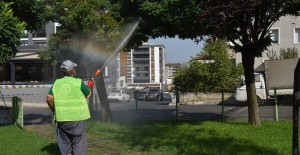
[168,100,238,106]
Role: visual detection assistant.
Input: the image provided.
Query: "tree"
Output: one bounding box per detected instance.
[3,0,52,31]
[0,0,52,63]
[0,2,26,63]
[113,0,300,126]
[173,40,243,93]
[43,0,136,122]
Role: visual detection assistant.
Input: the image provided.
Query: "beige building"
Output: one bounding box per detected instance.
[235,15,300,70]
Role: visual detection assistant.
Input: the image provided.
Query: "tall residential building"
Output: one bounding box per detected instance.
[118,43,166,90]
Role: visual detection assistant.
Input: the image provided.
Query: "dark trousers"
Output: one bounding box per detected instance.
[57,120,87,155]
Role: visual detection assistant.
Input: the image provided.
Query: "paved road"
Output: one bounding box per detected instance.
[0,98,296,126]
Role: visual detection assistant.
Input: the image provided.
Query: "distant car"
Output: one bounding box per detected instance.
[162,91,171,99]
[137,91,148,101]
[108,89,130,102]
[147,88,163,101]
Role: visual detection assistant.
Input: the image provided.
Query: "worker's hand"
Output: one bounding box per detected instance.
[88,79,94,88]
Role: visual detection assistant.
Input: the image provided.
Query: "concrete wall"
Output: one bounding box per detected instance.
[0,85,97,104]
[0,85,51,104]
[178,92,234,104]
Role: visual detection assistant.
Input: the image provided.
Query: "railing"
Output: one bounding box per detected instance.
[0,96,23,128]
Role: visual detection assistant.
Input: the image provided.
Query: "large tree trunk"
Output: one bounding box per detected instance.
[241,50,261,126]
[94,73,113,122]
[292,58,300,155]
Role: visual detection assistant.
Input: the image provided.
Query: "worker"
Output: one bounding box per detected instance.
[46,60,95,155]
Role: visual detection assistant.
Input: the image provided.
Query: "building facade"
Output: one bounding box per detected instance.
[235,15,300,70]
[1,22,168,93]
[123,43,166,90]
[164,63,181,90]
[0,22,59,84]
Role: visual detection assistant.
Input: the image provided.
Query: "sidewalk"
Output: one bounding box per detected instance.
[0,107,13,125]
[0,102,52,126]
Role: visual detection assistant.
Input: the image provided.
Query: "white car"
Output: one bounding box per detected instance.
[108,89,130,102]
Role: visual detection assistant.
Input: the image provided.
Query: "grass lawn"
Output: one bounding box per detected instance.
[0,120,295,155]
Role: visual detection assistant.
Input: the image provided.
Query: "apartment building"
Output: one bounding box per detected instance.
[235,15,300,70]
[119,43,166,90]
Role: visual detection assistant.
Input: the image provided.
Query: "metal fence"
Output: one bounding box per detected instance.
[0,87,295,125]
[0,96,23,127]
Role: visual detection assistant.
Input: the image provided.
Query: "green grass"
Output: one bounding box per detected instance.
[0,120,295,155]
[0,124,60,155]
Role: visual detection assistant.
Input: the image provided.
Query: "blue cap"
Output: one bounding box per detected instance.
[60,60,77,71]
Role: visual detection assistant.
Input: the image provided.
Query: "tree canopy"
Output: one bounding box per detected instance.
[0,0,51,63]
[0,2,26,63]
[3,0,52,31]
[173,40,244,92]
[44,0,141,122]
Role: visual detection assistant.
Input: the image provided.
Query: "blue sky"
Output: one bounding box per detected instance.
[148,36,204,64]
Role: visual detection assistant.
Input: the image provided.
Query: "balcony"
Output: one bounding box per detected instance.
[133,70,150,74]
[32,33,46,38]
[133,76,150,81]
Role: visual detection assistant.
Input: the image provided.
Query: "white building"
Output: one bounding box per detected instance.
[110,43,166,90]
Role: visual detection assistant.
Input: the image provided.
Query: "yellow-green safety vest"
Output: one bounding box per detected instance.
[53,77,90,121]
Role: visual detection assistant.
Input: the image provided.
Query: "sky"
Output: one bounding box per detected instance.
[148,36,204,64]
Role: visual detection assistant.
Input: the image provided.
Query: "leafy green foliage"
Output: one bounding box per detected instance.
[41,0,133,64]
[0,2,26,63]
[266,47,299,60]
[279,47,299,59]
[3,0,52,31]
[173,40,244,92]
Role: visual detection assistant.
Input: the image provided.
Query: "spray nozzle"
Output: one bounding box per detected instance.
[91,69,101,80]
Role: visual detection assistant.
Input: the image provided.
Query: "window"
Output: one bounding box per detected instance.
[135,48,149,52]
[120,80,124,87]
[32,27,46,38]
[55,25,61,34]
[295,28,300,44]
[269,29,279,44]
[255,74,260,82]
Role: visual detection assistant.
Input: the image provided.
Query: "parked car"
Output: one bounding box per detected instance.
[136,91,149,101]
[108,89,130,102]
[162,91,171,99]
[147,88,163,101]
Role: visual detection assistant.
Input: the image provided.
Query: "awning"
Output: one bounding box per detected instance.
[10,45,47,61]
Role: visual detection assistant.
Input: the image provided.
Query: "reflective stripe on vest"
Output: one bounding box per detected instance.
[53,77,90,121]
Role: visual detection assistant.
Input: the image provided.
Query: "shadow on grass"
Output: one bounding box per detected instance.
[88,120,281,155]
[41,143,60,154]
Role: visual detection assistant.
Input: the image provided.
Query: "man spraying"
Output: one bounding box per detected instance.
[46,60,95,155]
